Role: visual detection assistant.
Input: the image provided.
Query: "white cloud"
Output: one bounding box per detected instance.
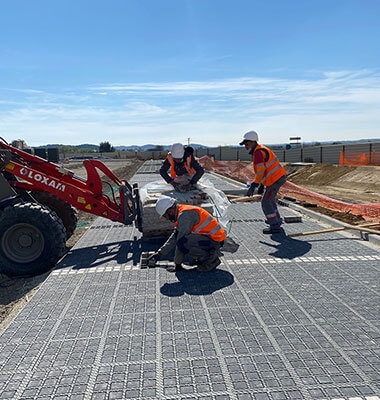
[1,70,380,146]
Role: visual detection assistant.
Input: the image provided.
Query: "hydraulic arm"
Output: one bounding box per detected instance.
[0,138,141,226]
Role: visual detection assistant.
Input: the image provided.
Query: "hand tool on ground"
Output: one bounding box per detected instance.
[226,194,262,203]
[288,222,380,237]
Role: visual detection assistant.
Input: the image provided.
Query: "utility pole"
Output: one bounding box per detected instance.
[187,137,190,146]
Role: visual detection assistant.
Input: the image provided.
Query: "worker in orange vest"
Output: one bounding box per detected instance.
[159,143,204,191]
[240,130,287,234]
[148,197,226,272]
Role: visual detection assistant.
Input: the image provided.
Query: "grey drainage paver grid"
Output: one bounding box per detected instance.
[1,169,380,399]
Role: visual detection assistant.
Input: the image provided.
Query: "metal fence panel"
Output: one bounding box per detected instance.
[195,148,208,158]
[140,151,153,160]
[127,150,138,158]
[303,147,321,163]
[221,147,239,161]
[131,142,380,164]
[284,148,302,162]
[238,148,252,161]
[372,142,380,151]
[345,143,371,153]
[206,147,219,160]
[272,150,284,162]
[321,145,343,164]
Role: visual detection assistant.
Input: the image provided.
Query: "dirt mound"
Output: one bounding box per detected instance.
[285,164,380,203]
[286,164,355,186]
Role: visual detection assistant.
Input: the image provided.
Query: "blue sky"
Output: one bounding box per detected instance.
[1,0,380,146]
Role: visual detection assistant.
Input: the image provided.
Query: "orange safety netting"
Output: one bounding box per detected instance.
[339,151,380,166]
[198,155,380,221]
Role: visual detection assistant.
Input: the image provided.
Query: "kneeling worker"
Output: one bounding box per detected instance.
[160,143,204,191]
[149,197,226,272]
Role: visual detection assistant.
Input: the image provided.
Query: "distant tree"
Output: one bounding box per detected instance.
[99,141,115,152]
[57,146,97,155]
[313,142,321,146]
[58,145,79,154]
[147,145,164,151]
[332,142,342,145]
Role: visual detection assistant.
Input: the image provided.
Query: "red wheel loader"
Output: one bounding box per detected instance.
[0,138,142,277]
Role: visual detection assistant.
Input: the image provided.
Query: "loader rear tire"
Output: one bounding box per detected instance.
[0,202,66,277]
[31,191,78,239]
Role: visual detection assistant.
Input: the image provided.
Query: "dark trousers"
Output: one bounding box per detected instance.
[177,234,223,264]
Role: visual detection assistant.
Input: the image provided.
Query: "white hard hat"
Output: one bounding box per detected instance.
[155,197,176,217]
[239,130,259,145]
[171,143,184,158]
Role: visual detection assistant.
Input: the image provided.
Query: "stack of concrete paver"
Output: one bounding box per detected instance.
[140,187,213,237]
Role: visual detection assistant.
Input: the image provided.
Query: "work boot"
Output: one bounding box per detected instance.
[196,257,221,272]
[263,226,282,234]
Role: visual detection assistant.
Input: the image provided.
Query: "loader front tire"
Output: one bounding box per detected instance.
[31,191,78,239]
[0,202,66,277]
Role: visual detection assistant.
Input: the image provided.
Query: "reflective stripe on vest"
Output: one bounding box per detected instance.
[253,144,286,186]
[167,153,196,178]
[175,204,226,242]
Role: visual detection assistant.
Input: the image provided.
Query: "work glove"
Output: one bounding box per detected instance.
[246,182,259,197]
[257,184,264,195]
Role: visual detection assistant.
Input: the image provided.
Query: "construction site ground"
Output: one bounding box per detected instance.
[1,160,379,399]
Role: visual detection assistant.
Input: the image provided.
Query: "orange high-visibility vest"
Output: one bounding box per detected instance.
[167,152,196,178]
[253,144,286,186]
[175,204,226,242]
